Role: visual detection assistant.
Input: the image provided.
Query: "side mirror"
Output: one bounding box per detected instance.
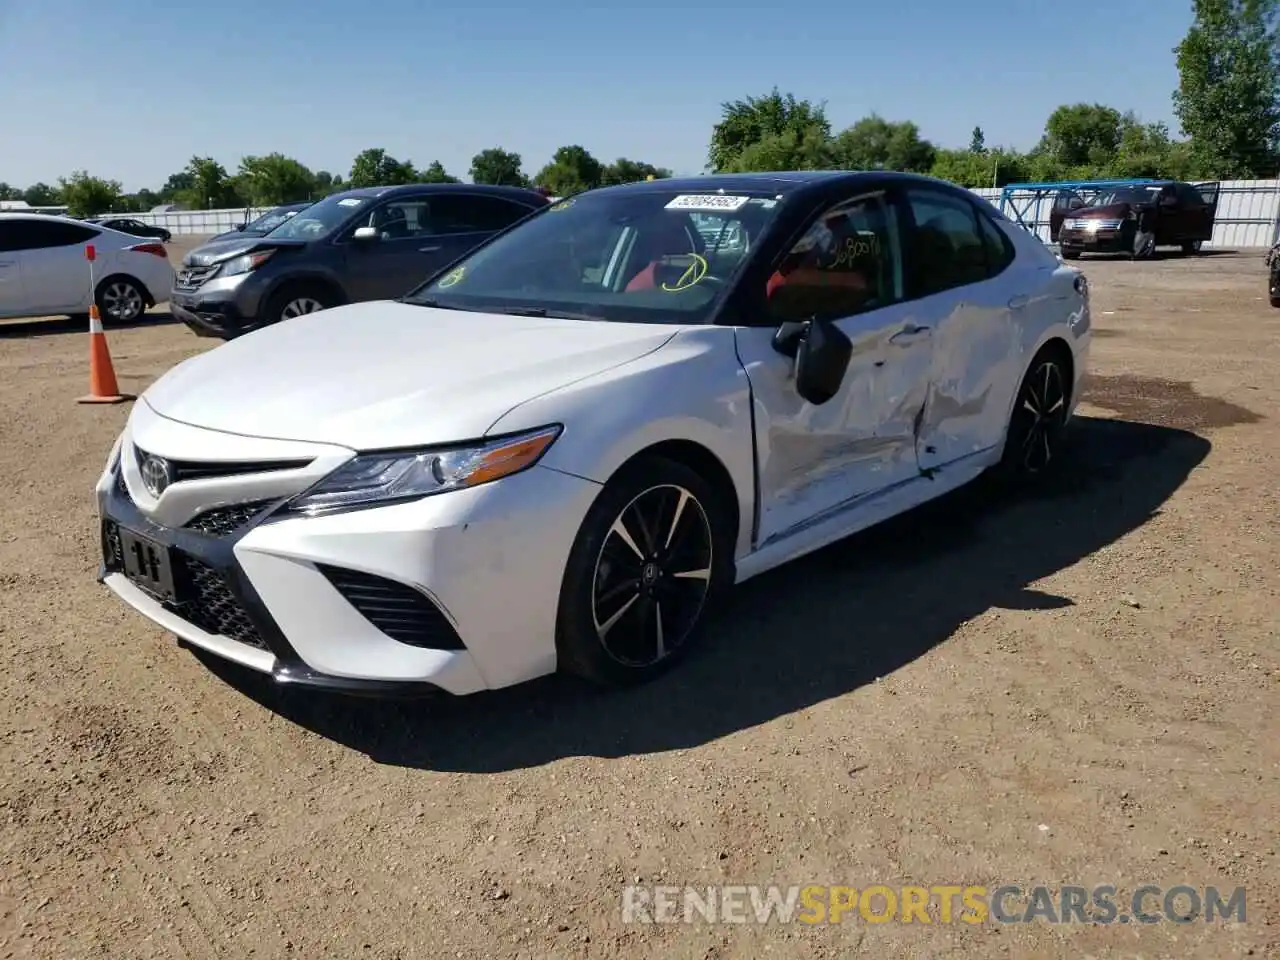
[791,318,853,405]
[235,223,246,231]
[1160,196,1178,207]
[352,225,378,242]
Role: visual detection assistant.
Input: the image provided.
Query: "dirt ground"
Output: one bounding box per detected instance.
[1,239,1277,959]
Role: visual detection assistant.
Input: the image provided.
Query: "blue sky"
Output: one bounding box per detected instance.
[1,0,1192,191]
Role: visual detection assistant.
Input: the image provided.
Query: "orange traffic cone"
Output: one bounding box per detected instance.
[76,304,133,404]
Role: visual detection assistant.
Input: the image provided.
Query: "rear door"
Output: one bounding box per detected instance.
[0,220,30,316]
[14,219,100,312]
[905,188,1023,472]
[411,193,538,285]
[1193,181,1220,240]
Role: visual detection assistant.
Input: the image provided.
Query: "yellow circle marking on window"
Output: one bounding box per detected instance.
[438,266,466,288]
[660,253,708,292]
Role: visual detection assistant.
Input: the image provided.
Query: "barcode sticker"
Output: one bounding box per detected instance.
[665,194,750,212]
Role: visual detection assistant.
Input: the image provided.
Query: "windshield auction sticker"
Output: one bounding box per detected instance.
[665,194,750,212]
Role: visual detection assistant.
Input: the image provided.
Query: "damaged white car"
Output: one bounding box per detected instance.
[97,171,1090,695]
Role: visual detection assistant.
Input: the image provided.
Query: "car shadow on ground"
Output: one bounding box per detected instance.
[0,310,180,339]
[1070,249,1238,262]
[194,413,1213,772]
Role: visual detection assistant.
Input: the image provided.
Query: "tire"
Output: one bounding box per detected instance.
[555,455,733,686]
[1182,240,1202,255]
[263,284,333,326]
[1060,248,1081,260]
[993,347,1072,484]
[95,276,147,324]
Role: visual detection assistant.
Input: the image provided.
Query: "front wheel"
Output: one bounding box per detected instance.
[264,286,331,326]
[994,349,1072,483]
[556,456,732,686]
[1060,247,1081,261]
[1182,240,1203,255]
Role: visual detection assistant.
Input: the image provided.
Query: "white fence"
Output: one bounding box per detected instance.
[115,179,1280,248]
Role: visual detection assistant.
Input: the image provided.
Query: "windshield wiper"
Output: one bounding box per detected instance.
[496,306,605,322]
[401,296,475,312]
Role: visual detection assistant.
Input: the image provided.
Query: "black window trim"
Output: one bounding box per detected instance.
[330,191,537,246]
[0,217,100,252]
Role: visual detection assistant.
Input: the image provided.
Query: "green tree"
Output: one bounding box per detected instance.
[600,158,672,185]
[969,126,986,153]
[348,148,418,187]
[0,182,17,200]
[930,147,1028,187]
[22,183,60,206]
[418,160,460,183]
[534,145,604,196]
[1036,103,1124,171]
[470,148,528,186]
[58,171,122,216]
[720,126,834,172]
[172,157,240,209]
[313,171,344,196]
[829,115,936,172]
[1174,0,1280,177]
[236,153,317,205]
[708,89,831,172]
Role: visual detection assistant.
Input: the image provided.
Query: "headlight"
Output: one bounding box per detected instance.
[218,249,275,278]
[287,424,562,515]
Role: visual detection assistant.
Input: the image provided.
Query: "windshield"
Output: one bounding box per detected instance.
[265,194,369,240]
[406,189,784,324]
[1090,186,1163,207]
[246,204,306,233]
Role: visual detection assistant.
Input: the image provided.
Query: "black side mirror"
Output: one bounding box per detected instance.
[777,317,853,405]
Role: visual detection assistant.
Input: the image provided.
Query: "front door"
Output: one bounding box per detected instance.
[339,196,457,302]
[900,186,1022,472]
[734,188,935,548]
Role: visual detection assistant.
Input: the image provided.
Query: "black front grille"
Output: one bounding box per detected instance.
[133,445,312,484]
[178,556,269,650]
[317,565,465,650]
[184,500,275,537]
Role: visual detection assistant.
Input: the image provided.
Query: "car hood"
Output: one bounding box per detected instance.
[143,300,680,449]
[183,236,305,266]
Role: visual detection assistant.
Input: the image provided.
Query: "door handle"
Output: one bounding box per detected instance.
[889,324,931,344]
[1008,294,1030,310]
[418,245,442,253]
[0,261,14,267]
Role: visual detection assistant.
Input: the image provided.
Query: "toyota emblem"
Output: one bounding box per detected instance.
[140,455,173,498]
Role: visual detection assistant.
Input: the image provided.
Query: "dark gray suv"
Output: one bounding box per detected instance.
[170,183,548,338]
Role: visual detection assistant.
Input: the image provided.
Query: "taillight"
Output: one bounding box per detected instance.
[129,242,167,258]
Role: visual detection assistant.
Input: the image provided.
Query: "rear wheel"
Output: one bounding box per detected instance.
[96,276,146,323]
[994,347,1072,483]
[556,456,732,686]
[1060,247,1081,260]
[1182,240,1203,255]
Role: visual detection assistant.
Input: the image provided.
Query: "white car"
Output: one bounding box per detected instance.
[95,172,1090,695]
[0,213,174,322]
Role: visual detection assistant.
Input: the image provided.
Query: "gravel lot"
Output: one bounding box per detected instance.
[1,239,1277,959]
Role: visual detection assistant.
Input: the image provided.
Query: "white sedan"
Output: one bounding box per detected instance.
[0,213,174,323]
[95,172,1090,695]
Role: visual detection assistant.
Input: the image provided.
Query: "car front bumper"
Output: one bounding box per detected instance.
[1058,227,1128,252]
[95,407,602,695]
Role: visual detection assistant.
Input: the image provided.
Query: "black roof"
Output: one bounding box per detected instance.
[586,170,972,200]
[329,183,546,203]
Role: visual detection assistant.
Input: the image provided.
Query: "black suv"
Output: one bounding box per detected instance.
[170,184,548,338]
